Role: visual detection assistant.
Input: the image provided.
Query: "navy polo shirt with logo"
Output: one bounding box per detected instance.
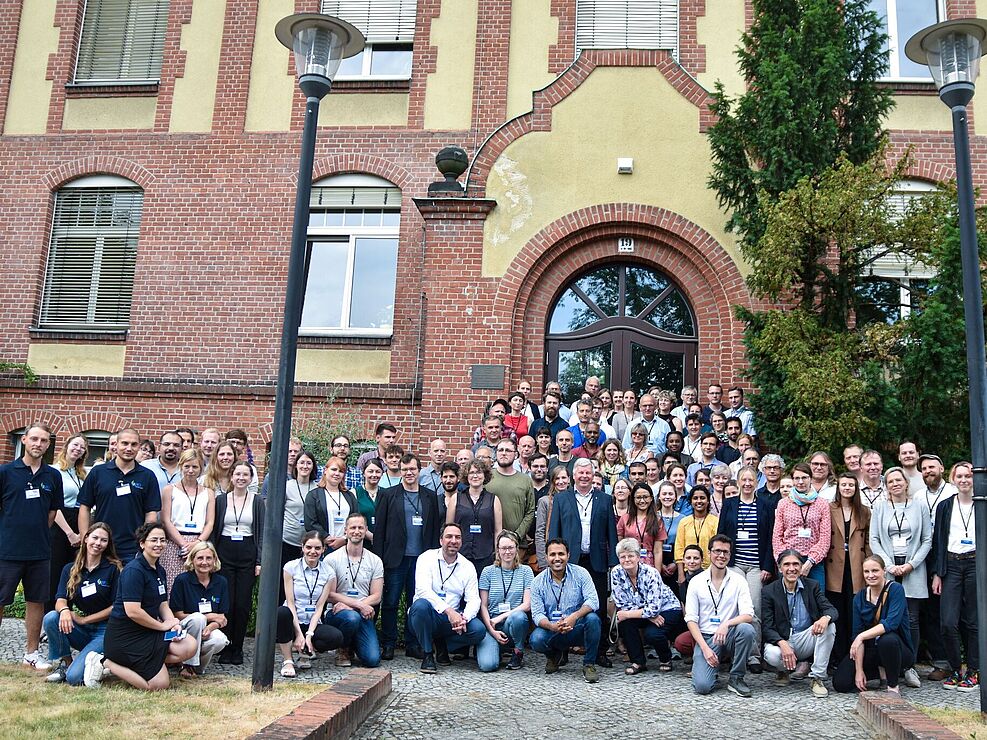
[169,571,229,617]
[55,558,119,616]
[78,460,161,559]
[0,459,64,561]
[111,554,167,621]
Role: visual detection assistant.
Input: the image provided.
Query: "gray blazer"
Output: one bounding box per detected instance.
[868,498,932,598]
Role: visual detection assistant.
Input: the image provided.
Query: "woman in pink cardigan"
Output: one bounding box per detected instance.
[772,462,832,590]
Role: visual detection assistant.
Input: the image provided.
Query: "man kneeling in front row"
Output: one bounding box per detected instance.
[407,523,486,674]
[685,534,756,697]
[529,538,602,683]
[761,549,836,698]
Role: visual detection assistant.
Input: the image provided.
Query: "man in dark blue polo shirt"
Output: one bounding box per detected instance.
[78,428,161,562]
[0,423,64,669]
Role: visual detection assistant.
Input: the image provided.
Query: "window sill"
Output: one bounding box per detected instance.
[65,83,160,98]
[330,79,411,94]
[29,328,128,342]
[297,335,392,347]
[878,81,938,96]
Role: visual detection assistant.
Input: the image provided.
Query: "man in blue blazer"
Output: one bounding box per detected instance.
[549,458,618,667]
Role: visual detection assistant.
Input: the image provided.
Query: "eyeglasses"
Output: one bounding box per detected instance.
[710,549,730,556]
[498,545,517,551]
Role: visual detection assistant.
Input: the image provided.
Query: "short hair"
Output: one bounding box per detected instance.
[573,457,594,472]
[225,428,248,443]
[725,416,743,428]
[184,540,221,572]
[535,427,553,438]
[441,522,463,536]
[545,537,569,554]
[159,430,183,444]
[483,414,504,427]
[400,452,420,469]
[860,449,882,462]
[615,538,642,557]
[556,429,574,441]
[762,453,785,467]
[24,423,53,438]
[508,390,526,403]
[331,434,350,446]
[175,426,196,443]
[700,432,719,444]
[683,543,704,559]
[629,422,649,436]
[710,464,731,479]
[776,548,804,567]
[628,460,647,473]
[375,423,397,436]
[728,386,745,397]
[529,453,549,467]
[709,533,732,550]
[543,391,561,403]
[665,430,684,442]
[345,512,368,526]
[496,437,518,451]
[685,413,702,425]
[383,444,405,458]
[439,461,461,475]
[135,521,166,545]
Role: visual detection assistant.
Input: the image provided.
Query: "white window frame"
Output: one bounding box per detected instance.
[73,0,170,85]
[873,0,945,82]
[39,174,142,332]
[321,0,416,80]
[82,429,112,466]
[302,174,401,338]
[575,0,680,59]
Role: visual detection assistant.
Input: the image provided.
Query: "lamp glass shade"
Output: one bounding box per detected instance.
[292,21,346,80]
[926,29,983,87]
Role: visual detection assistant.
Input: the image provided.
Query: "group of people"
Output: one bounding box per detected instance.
[0,377,977,699]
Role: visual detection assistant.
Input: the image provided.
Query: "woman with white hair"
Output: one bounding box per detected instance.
[610,537,683,674]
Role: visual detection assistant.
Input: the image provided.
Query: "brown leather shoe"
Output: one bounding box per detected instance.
[927,667,950,682]
[334,648,352,667]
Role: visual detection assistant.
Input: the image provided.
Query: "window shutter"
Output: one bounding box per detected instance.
[40,189,143,329]
[75,0,169,83]
[576,0,678,57]
[310,186,402,208]
[320,0,417,43]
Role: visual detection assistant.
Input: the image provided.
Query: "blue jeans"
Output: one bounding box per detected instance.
[381,556,418,650]
[324,608,381,667]
[406,599,486,653]
[477,611,530,672]
[42,609,106,686]
[808,562,825,592]
[691,622,756,695]
[529,612,602,666]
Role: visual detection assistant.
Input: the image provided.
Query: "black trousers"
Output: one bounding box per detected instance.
[579,554,610,659]
[833,633,915,692]
[275,605,343,652]
[47,508,79,612]
[216,535,258,653]
[827,559,855,668]
[940,557,979,672]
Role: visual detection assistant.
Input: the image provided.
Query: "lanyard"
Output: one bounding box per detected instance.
[326,488,343,516]
[626,568,641,597]
[692,515,709,545]
[438,559,459,592]
[738,499,757,530]
[710,494,721,515]
[891,502,907,536]
[162,465,179,485]
[926,483,947,514]
[661,513,675,537]
[294,480,313,502]
[958,501,974,537]
[179,481,200,521]
[346,555,364,590]
[634,516,646,543]
[231,492,249,532]
[550,574,567,610]
[404,491,421,516]
[301,565,320,604]
[862,487,883,506]
[67,469,82,490]
[468,490,486,523]
[576,493,592,518]
[707,581,723,615]
[798,504,810,529]
[499,566,517,602]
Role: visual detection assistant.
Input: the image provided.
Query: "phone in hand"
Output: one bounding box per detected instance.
[164,628,186,641]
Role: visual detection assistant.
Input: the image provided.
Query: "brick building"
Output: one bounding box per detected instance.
[0,0,976,462]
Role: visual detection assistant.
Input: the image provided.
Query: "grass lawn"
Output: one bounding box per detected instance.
[918,705,987,738]
[0,663,327,738]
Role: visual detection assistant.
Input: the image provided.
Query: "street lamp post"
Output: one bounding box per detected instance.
[251,14,364,692]
[907,18,987,716]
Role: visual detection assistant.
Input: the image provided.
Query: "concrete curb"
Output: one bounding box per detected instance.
[251,668,391,740]
[857,691,965,739]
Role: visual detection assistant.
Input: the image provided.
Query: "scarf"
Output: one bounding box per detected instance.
[789,488,818,506]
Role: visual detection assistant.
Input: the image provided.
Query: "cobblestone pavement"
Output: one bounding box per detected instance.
[1,618,978,739]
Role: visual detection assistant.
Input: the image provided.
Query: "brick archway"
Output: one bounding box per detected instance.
[494,204,757,393]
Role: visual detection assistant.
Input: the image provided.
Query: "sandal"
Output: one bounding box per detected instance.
[625,663,647,675]
[659,662,673,672]
[179,664,197,679]
[280,660,296,678]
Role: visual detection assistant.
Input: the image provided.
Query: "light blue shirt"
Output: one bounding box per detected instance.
[621,416,669,457]
[530,563,598,625]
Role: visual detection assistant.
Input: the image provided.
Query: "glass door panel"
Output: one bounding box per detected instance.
[556,343,611,401]
[629,342,684,397]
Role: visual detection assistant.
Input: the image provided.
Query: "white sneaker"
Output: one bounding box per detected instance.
[22,652,51,671]
[83,651,105,688]
[903,668,921,688]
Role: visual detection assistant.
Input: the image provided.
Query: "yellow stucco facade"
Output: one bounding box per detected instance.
[423,0,479,130]
[27,343,126,377]
[244,0,296,132]
[295,349,391,384]
[62,96,157,131]
[170,0,227,133]
[4,0,58,135]
[483,66,737,278]
[505,0,559,119]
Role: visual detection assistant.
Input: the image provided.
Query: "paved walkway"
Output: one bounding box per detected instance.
[1,618,979,739]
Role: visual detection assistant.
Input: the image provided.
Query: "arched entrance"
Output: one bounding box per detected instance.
[546,263,698,399]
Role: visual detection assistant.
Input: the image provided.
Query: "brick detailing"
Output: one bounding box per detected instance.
[251,667,392,740]
[493,204,759,397]
[406,0,442,130]
[856,691,964,740]
[466,48,716,194]
[471,0,512,133]
[0,1,25,135]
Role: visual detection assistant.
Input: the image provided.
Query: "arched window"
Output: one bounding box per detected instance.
[39,175,143,330]
[546,262,698,399]
[301,173,400,336]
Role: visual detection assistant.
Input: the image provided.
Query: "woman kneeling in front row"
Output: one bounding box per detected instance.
[84,523,198,690]
[833,554,915,694]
